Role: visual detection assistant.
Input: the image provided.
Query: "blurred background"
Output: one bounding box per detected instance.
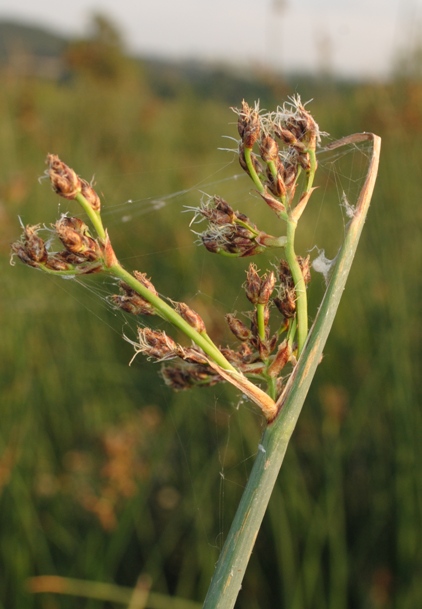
[0,1,421,608]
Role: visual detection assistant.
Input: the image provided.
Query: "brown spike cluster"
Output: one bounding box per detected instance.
[127,259,306,392]
[10,221,104,275]
[219,263,302,382]
[11,99,324,414]
[172,301,206,334]
[220,256,312,384]
[162,363,221,390]
[244,264,276,305]
[47,154,101,210]
[110,274,158,316]
[55,216,102,261]
[231,97,322,216]
[193,195,282,258]
[236,100,261,148]
[128,327,222,391]
[11,156,105,276]
[274,256,311,318]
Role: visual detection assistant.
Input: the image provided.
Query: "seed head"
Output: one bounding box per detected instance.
[258,270,276,305]
[226,314,252,342]
[44,254,77,272]
[161,363,221,390]
[111,290,155,316]
[80,178,101,211]
[259,134,279,163]
[234,100,261,148]
[46,154,81,200]
[133,271,158,297]
[134,328,178,361]
[244,264,276,305]
[244,263,261,304]
[173,302,207,334]
[55,216,101,261]
[201,223,264,258]
[10,225,48,268]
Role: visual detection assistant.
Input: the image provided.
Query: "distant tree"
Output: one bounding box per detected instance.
[64,13,139,84]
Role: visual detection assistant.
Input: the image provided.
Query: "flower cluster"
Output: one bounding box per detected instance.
[11,155,107,276]
[190,195,286,258]
[126,327,222,391]
[10,218,103,275]
[191,97,321,259]
[10,97,325,419]
[110,272,159,316]
[47,154,101,210]
[234,96,321,212]
[220,259,311,387]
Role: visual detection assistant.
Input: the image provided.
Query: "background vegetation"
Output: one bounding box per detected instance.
[0,15,421,609]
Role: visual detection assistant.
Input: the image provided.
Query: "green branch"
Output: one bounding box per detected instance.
[284,218,308,355]
[107,263,237,373]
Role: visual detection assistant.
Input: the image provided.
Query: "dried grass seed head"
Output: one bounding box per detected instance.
[233,100,262,148]
[132,328,179,362]
[46,154,81,200]
[226,314,252,342]
[132,271,158,297]
[55,216,101,260]
[261,96,325,149]
[244,264,276,306]
[80,178,101,211]
[172,301,206,334]
[161,363,221,390]
[110,281,157,316]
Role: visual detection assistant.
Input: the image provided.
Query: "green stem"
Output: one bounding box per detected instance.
[243,147,265,193]
[27,575,201,609]
[265,375,277,401]
[285,218,308,355]
[256,303,266,341]
[73,191,237,373]
[107,263,237,373]
[286,316,297,353]
[307,148,317,191]
[75,193,106,241]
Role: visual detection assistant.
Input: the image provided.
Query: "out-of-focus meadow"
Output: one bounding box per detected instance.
[1,15,421,609]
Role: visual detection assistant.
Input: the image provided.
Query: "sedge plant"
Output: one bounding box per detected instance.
[11,97,381,609]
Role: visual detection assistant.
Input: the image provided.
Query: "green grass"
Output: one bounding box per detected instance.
[1,70,421,608]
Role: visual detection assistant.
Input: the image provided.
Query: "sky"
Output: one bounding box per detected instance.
[0,0,421,79]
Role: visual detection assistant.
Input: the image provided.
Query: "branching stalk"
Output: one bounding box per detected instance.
[243,147,265,193]
[284,218,308,355]
[107,263,237,372]
[202,132,381,609]
[75,192,106,241]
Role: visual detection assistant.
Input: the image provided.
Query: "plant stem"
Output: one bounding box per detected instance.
[202,133,381,609]
[285,217,308,355]
[265,375,277,401]
[72,190,238,374]
[256,303,266,341]
[107,263,237,373]
[243,147,265,193]
[75,193,106,241]
[27,576,201,609]
[307,148,317,191]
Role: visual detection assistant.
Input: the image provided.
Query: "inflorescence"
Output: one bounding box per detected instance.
[11,97,324,422]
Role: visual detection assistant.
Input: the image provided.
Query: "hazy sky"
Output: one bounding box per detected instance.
[0,0,421,78]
